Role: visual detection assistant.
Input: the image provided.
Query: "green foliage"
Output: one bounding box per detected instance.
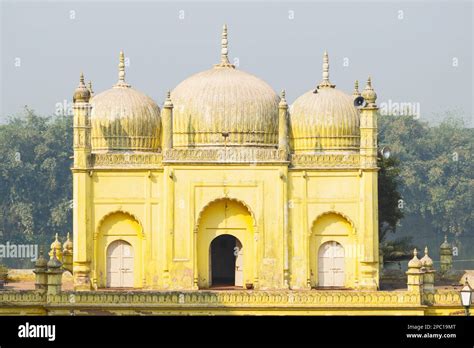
[378,114,474,242]
[378,155,404,242]
[0,108,73,246]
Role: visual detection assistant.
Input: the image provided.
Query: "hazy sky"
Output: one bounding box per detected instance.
[1,0,473,126]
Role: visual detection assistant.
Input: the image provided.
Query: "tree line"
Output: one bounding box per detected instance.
[0,108,472,266]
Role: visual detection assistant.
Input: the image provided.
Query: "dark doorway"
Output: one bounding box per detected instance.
[210,234,237,286]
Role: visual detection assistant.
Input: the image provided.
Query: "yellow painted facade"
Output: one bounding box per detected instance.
[71,25,380,292]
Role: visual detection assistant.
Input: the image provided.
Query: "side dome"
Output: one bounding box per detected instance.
[290,52,360,153]
[91,52,161,152]
[171,25,279,148]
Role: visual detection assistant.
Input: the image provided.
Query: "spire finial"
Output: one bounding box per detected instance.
[164,90,173,108]
[215,24,235,68]
[79,72,85,84]
[87,81,94,96]
[318,51,335,88]
[424,246,428,256]
[279,90,287,107]
[115,51,131,87]
[119,50,125,82]
[413,248,418,258]
[361,75,377,105]
[353,80,360,97]
[445,235,448,243]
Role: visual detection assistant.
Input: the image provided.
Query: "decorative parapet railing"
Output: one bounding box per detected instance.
[0,289,465,314]
[43,290,421,308]
[163,148,288,164]
[91,152,163,168]
[290,153,360,169]
[423,290,461,306]
[0,291,45,304]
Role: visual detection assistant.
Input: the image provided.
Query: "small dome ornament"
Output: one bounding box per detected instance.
[73,73,91,103]
[35,248,48,269]
[440,235,451,250]
[420,246,434,268]
[361,76,377,105]
[63,232,73,252]
[50,233,62,251]
[408,248,422,268]
[47,249,62,269]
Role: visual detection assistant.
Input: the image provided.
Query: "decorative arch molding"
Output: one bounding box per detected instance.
[95,210,144,239]
[310,210,357,235]
[195,196,257,232]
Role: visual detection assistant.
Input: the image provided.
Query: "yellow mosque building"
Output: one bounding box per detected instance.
[71,25,380,292]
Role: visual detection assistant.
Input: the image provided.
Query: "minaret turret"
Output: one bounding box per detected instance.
[162,91,174,151]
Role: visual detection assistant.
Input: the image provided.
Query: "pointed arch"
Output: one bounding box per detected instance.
[195,196,257,232]
[310,210,356,235]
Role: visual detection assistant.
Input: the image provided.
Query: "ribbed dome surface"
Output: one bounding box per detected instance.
[290,87,360,153]
[171,66,279,148]
[90,51,161,152]
[91,86,161,152]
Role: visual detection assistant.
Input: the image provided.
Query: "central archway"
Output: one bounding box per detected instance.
[197,198,255,289]
[210,235,243,287]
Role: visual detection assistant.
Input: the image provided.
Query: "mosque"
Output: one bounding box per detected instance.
[71,25,380,291]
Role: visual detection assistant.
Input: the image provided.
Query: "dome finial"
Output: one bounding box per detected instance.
[115,51,131,88]
[73,72,90,103]
[361,75,377,105]
[119,50,126,82]
[215,24,235,68]
[318,51,335,88]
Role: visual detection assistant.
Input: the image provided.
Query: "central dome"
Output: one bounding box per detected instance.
[171,25,279,148]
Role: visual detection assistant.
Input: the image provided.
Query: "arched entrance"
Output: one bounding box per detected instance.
[106,240,134,288]
[197,198,255,289]
[318,241,344,287]
[210,235,243,287]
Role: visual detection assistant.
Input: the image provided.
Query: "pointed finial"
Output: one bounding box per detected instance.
[215,24,235,68]
[445,235,448,243]
[353,80,361,97]
[74,72,90,103]
[164,90,173,108]
[424,246,428,256]
[115,51,131,87]
[318,51,335,88]
[87,81,94,96]
[361,75,377,105]
[279,90,287,107]
[413,248,418,257]
[119,50,125,82]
